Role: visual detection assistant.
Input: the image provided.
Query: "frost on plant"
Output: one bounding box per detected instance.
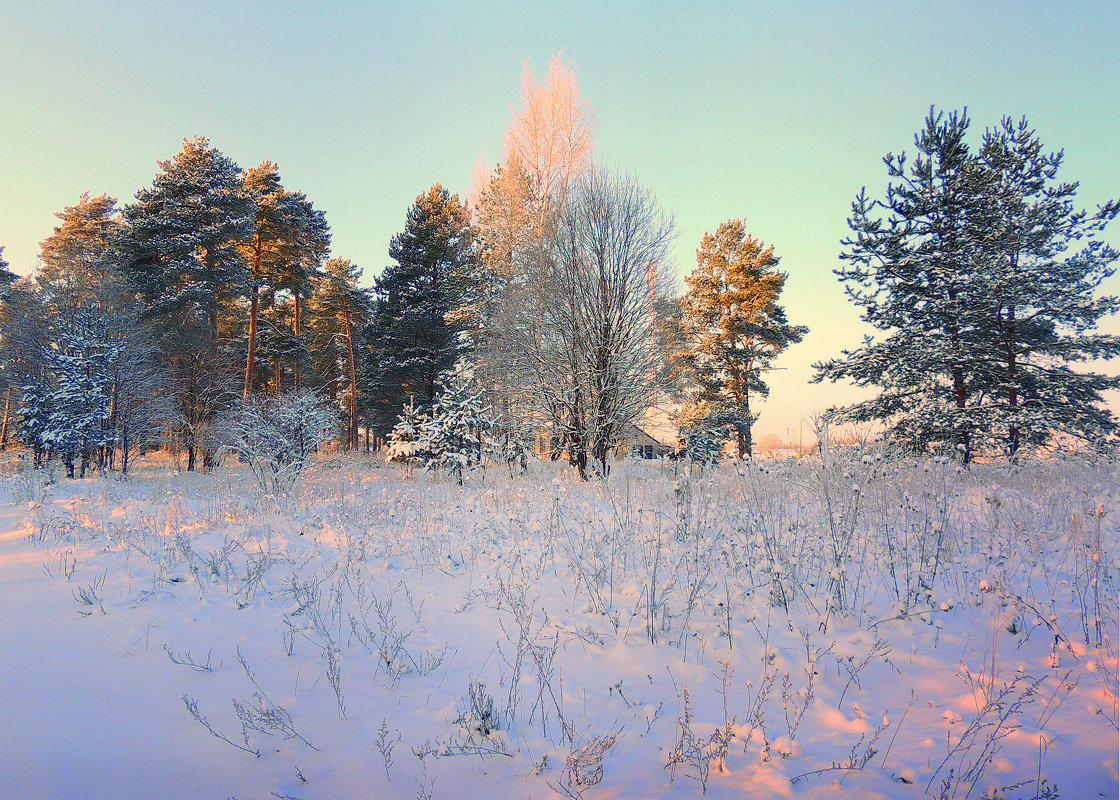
[219,390,335,494]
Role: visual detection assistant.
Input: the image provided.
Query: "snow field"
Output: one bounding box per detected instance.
[0,453,1116,799]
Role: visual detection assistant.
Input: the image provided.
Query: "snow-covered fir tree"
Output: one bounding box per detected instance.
[386,397,429,472]
[813,109,1118,460]
[488,421,533,476]
[679,419,729,467]
[418,364,496,484]
[39,307,121,477]
[0,257,22,455]
[17,380,53,465]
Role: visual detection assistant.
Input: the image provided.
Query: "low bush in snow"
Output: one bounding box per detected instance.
[219,390,336,494]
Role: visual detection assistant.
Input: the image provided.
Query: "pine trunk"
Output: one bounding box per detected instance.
[244,232,262,399]
[293,292,302,392]
[1007,303,1020,456]
[947,286,970,464]
[0,386,12,450]
[344,308,358,450]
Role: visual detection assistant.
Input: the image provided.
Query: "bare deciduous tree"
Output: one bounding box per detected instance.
[475,52,597,460]
[503,166,675,479]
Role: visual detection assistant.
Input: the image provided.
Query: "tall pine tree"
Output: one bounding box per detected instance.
[239,161,330,397]
[118,136,255,470]
[972,117,1120,454]
[815,109,1119,458]
[673,219,807,458]
[814,110,991,460]
[311,257,371,449]
[38,193,123,311]
[364,185,479,436]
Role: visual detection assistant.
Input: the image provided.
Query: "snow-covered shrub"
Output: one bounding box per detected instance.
[490,424,534,476]
[386,398,429,470]
[27,307,119,477]
[456,677,501,739]
[679,419,729,466]
[221,390,335,494]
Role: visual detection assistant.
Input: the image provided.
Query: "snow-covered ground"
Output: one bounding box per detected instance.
[0,453,1116,799]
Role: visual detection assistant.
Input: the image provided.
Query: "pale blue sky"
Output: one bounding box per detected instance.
[2,1,1118,438]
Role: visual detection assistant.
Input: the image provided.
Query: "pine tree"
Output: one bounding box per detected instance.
[121,136,254,342]
[972,117,1120,454]
[814,109,1119,458]
[118,136,255,470]
[674,219,807,459]
[38,193,123,310]
[814,110,990,460]
[364,185,479,437]
[239,161,330,397]
[312,257,371,449]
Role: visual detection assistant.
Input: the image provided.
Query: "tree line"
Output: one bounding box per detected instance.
[0,59,1116,479]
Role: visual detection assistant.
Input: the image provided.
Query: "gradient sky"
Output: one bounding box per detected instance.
[2,1,1118,440]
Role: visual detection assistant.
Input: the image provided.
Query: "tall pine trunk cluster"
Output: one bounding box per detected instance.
[0,138,371,475]
[0,102,1116,477]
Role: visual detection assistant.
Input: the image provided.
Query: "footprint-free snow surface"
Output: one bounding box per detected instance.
[1,454,1116,799]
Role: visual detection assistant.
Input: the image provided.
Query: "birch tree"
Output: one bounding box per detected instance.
[475,53,595,454]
